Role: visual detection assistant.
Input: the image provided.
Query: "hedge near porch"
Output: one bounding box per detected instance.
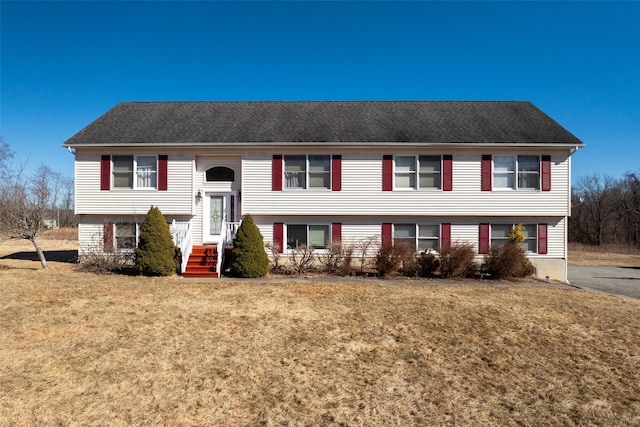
[230,214,269,278]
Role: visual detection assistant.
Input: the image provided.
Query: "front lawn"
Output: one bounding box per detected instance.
[1,252,638,425]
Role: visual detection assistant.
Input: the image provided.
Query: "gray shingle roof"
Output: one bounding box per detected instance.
[62,101,584,146]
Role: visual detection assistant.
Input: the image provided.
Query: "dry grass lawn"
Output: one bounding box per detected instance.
[1,237,639,425]
[568,243,640,267]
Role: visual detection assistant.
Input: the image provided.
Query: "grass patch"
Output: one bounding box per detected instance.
[1,239,639,425]
[0,254,638,424]
[41,227,78,241]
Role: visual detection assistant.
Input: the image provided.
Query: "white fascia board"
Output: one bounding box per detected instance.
[62,141,586,149]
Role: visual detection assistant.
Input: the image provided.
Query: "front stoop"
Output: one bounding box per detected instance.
[182,245,220,278]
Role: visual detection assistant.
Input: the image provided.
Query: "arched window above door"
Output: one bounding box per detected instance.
[206,166,235,182]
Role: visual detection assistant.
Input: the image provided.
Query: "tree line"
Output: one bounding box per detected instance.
[569,172,640,248]
[0,138,74,268]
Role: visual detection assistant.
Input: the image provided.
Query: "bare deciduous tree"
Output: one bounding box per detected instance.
[570,172,640,248]
[0,161,66,269]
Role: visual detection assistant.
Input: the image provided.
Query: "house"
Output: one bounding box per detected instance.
[62,101,584,281]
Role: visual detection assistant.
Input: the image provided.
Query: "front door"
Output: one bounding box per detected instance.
[205,194,232,243]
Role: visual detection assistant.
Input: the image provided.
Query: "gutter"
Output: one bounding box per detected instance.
[62,141,588,149]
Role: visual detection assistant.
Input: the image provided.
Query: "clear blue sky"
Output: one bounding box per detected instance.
[1,1,638,182]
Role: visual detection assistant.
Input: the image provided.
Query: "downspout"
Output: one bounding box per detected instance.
[565,145,583,283]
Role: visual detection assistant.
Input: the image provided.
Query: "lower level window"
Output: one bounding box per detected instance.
[394,224,440,252]
[115,223,137,250]
[287,224,329,249]
[491,223,537,253]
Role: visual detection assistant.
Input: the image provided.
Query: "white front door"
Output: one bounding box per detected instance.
[204,193,231,243]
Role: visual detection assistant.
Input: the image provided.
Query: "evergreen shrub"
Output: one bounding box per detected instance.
[230,214,269,278]
[135,206,178,276]
[417,250,440,277]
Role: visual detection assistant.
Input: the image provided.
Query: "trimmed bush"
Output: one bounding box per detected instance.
[483,242,535,279]
[417,250,440,277]
[319,241,354,275]
[439,242,477,278]
[230,214,269,278]
[135,206,177,276]
[375,241,399,277]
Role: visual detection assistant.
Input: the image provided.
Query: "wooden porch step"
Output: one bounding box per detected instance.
[183,245,220,278]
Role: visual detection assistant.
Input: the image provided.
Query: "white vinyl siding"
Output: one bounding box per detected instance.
[251,216,565,259]
[242,150,570,217]
[75,150,194,216]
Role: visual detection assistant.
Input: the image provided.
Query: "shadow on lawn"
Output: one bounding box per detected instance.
[1,250,78,263]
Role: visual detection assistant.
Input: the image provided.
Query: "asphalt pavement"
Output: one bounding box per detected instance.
[568,265,640,299]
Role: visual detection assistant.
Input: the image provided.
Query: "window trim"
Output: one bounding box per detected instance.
[114,222,138,252]
[283,154,332,191]
[392,223,441,253]
[492,155,541,191]
[285,223,331,250]
[111,155,159,190]
[393,155,443,191]
[489,223,538,254]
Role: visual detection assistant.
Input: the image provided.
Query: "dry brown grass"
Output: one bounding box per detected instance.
[1,240,640,425]
[568,243,640,267]
[40,227,78,241]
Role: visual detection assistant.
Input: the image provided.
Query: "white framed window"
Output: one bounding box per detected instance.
[395,156,416,189]
[284,155,330,189]
[393,224,440,252]
[490,223,537,253]
[115,222,137,250]
[419,155,442,189]
[493,155,540,190]
[286,224,329,249]
[517,155,540,190]
[395,155,442,189]
[112,155,157,189]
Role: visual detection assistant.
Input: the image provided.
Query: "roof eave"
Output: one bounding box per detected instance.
[62,141,586,149]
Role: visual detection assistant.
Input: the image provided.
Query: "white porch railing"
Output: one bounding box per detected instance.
[215,221,242,275]
[171,220,192,275]
[225,222,242,245]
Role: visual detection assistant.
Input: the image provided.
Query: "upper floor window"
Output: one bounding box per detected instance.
[493,155,540,190]
[393,224,440,252]
[206,166,235,182]
[490,223,537,253]
[284,155,330,189]
[395,155,442,189]
[112,155,157,189]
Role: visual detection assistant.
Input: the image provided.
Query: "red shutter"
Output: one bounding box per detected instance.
[100,155,111,190]
[332,155,342,191]
[441,223,451,251]
[481,155,492,191]
[479,223,490,254]
[382,223,392,246]
[538,224,548,254]
[158,155,168,191]
[272,155,283,191]
[103,222,114,253]
[273,223,284,253]
[541,155,551,191]
[443,155,453,191]
[331,223,342,244]
[382,155,393,191]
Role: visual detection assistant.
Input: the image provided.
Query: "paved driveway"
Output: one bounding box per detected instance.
[568,265,640,299]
